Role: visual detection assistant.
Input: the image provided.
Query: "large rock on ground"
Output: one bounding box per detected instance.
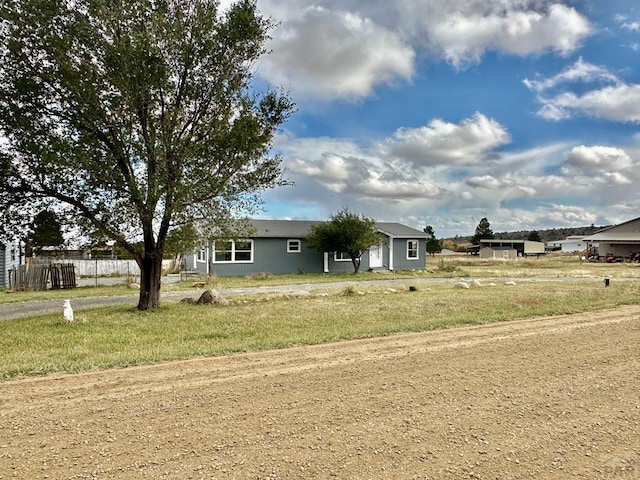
[196,289,229,306]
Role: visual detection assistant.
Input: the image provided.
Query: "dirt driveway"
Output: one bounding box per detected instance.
[1,305,639,479]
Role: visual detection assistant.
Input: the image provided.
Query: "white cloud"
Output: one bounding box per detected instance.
[260,7,415,101]
[525,59,640,123]
[523,57,620,93]
[566,145,634,171]
[427,3,592,68]
[378,113,510,166]
[538,84,640,123]
[256,1,594,100]
[616,14,640,31]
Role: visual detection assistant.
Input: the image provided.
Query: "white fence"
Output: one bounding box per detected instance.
[69,259,141,277]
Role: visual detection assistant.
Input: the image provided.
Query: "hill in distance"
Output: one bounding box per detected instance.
[448,224,608,244]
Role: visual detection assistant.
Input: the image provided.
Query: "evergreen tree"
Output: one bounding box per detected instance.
[472,217,494,244]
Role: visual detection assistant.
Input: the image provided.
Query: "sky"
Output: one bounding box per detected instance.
[225,0,640,238]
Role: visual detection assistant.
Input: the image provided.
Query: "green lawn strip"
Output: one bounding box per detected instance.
[1,281,637,379]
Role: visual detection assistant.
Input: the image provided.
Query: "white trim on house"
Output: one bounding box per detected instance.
[287,239,301,253]
[406,239,419,260]
[212,239,254,264]
[334,252,350,262]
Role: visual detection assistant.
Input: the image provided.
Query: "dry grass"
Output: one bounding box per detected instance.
[1,279,638,379]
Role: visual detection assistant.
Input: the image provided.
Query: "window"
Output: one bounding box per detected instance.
[334,252,351,262]
[197,247,207,262]
[10,249,16,262]
[287,239,301,253]
[213,240,253,263]
[407,240,419,259]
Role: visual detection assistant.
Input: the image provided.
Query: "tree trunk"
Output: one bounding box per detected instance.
[137,253,163,310]
[351,256,361,274]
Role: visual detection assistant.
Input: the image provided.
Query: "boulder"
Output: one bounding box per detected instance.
[196,289,229,306]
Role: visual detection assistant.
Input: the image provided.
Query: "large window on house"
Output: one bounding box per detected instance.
[213,240,253,263]
[287,239,301,253]
[334,252,351,262]
[407,240,419,259]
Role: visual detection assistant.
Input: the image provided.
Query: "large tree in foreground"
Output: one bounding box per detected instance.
[0,0,294,309]
[307,209,383,274]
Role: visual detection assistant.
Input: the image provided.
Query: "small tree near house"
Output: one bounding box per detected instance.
[423,225,441,256]
[306,209,384,274]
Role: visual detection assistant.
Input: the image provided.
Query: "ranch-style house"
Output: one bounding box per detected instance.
[187,219,428,276]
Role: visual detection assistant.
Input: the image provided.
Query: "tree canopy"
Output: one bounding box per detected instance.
[0,0,294,309]
[306,209,383,274]
[27,210,65,256]
[423,225,441,255]
[527,230,542,242]
[471,217,494,244]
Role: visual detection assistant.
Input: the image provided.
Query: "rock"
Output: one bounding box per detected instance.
[454,282,470,289]
[471,279,482,287]
[129,283,140,289]
[504,280,517,286]
[180,297,195,304]
[284,290,311,299]
[196,289,228,306]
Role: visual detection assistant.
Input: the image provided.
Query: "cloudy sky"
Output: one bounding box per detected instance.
[246,0,640,238]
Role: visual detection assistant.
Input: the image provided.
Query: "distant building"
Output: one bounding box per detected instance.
[478,239,545,259]
[546,236,588,253]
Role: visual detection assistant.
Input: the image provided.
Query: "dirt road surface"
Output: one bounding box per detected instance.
[1,306,639,479]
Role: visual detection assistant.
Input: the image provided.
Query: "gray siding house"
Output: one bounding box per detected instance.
[187,219,428,276]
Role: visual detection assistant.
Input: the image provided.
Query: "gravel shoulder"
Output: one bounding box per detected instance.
[1,305,638,479]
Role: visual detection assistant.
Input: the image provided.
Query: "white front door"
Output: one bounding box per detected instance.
[369,243,383,268]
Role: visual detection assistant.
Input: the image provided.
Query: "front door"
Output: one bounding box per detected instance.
[369,243,383,268]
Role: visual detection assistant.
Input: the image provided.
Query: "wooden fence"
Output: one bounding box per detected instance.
[8,263,76,291]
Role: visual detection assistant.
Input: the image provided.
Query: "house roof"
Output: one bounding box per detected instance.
[250,219,320,238]
[248,219,427,239]
[375,222,428,238]
[581,232,640,244]
[582,216,640,243]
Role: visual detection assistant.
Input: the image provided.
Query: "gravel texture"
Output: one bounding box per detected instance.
[1,305,639,479]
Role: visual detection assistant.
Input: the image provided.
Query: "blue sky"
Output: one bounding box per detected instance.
[232,0,640,238]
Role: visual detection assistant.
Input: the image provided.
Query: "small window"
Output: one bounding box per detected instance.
[10,249,16,262]
[334,252,351,262]
[197,247,207,262]
[407,240,419,259]
[287,239,301,253]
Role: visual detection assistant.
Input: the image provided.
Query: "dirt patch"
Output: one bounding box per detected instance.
[1,306,639,479]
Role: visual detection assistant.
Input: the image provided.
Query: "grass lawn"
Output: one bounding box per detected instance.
[1,278,638,379]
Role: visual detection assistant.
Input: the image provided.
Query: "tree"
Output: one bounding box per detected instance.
[306,209,383,274]
[527,230,542,242]
[0,0,294,309]
[27,210,65,256]
[423,225,441,256]
[472,217,494,244]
